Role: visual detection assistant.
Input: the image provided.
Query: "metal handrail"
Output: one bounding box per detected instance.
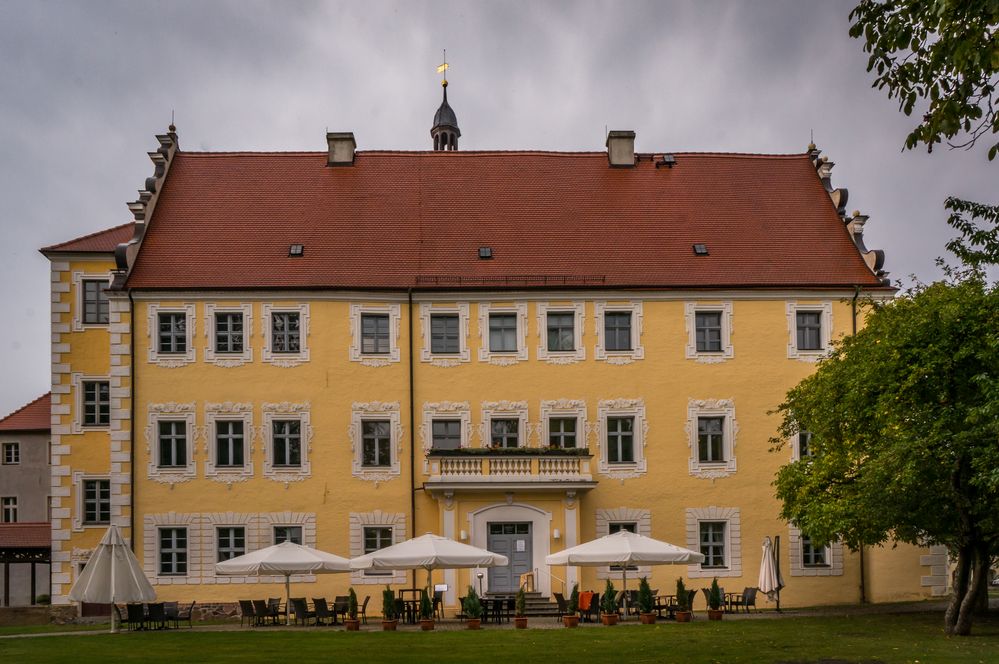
[534,566,566,594]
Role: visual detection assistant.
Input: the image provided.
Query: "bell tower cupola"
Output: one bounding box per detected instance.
[431,79,461,151]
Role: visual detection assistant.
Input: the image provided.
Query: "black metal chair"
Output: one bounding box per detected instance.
[290,597,315,626]
[730,587,758,613]
[313,597,334,626]
[553,592,567,622]
[433,590,444,619]
[238,599,257,627]
[172,601,195,628]
[333,595,350,624]
[253,599,277,625]
[360,595,370,624]
[126,602,146,631]
[146,602,167,630]
[455,596,467,620]
[267,597,284,624]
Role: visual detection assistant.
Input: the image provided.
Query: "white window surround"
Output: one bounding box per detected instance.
[261,303,310,367]
[686,399,738,479]
[420,401,473,455]
[594,301,644,364]
[596,398,648,479]
[790,427,813,462]
[684,301,734,363]
[70,372,110,434]
[203,402,254,485]
[349,303,402,367]
[477,302,529,365]
[204,304,253,367]
[419,303,471,367]
[147,303,196,368]
[536,302,586,365]
[786,301,833,362]
[540,399,589,450]
[71,472,110,532]
[262,402,312,483]
[595,508,652,579]
[479,400,531,448]
[71,271,111,331]
[349,401,403,483]
[788,525,844,577]
[145,402,197,485]
[685,507,742,578]
[1,441,18,465]
[349,511,407,585]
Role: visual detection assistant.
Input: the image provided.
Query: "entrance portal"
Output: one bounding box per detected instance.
[486,522,532,593]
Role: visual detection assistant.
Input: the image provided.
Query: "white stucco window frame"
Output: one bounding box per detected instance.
[70,372,111,434]
[261,402,312,483]
[594,301,644,364]
[145,403,197,485]
[479,400,530,448]
[540,399,588,450]
[262,303,310,367]
[147,304,196,368]
[687,399,738,479]
[349,511,408,585]
[421,401,472,459]
[71,472,111,532]
[790,427,813,462]
[684,301,734,363]
[788,524,844,577]
[204,304,253,367]
[419,303,470,367]
[536,302,586,364]
[349,303,401,367]
[203,402,254,485]
[786,301,833,362]
[685,506,742,579]
[595,508,652,579]
[71,271,111,331]
[596,398,648,479]
[350,401,403,483]
[477,302,528,365]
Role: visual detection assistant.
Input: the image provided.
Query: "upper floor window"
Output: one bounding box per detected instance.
[787,301,832,361]
[604,312,633,351]
[420,304,471,366]
[697,416,726,463]
[595,302,644,364]
[687,399,738,479]
[490,418,520,448]
[215,312,245,354]
[147,304,195,367]
[274,525,303,545]
[548,417,577,449]
[1,442,19,465]
[695,311,723,352]
[361,314,391,355]
[606,416,634,463]
[215,421,245,468]
[159,527,187,576]
[82,380,110,427]
[796,311,823,351]
[1,496,17,523]
[272,420,302,467]
[801,535,829,567]
[158,313,187,354]
[699,521,726,569]
[271,312,301,354]
[157,420,188,468]
[82,479,110,525]
[82,279,109,324]
[430,314,460,354]
[685,302,733,362]
[489,313,518,352]
[798,431,814,458]
[547,312,576,352]
[361,420,392,467]
[432,419,462,451]
[217,526,246,562]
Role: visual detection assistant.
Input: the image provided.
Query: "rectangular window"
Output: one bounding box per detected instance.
[217,526,246,562]
[798,431,813,458]
[695,311,723,352]
[157,312,187,354]
[82,380,110,427]
[159,527,187,576]
[272,420,302,467]
[430,314,460,354]
[363,526,393,576]
[699,522,726,568]
[82,279,109,324]
[214,312,244,354]
[608,522,638,570]
[157,420,187,468]
[82,479,110,525]
[548,418,577,449]
[488,313,518,352]
[490,419,519,448]
[607,416,634,463]
[1,497,17,523]
[604,312,632,351]
[361,420,392,467]
[271,312,301,354]
[546,312,575,352]
[1,442,19,465]
[361,314,391,355]
[216,421,245,467]
[801,536,829,567]
[796,312,823,351]
[274,526,303,545]
[431,419,462,451]
[697,417,725,463]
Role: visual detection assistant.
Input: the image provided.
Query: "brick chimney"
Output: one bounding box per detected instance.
[327,132,356,167]
[606,130,636,168]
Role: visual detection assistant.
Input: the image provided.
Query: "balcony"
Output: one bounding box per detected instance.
[423,449,597,493]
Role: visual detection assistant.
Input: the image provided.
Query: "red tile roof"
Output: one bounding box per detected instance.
[42,222,134,254]
[0,393,50,432]
[121,150,884,290]
[0,523,51,549]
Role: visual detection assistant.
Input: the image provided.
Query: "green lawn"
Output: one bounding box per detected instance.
[1,612,997,663]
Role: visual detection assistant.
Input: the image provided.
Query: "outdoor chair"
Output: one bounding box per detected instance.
[290,597,315,626]
[115,605,137,631]
[504,597,516,622]
[239,600,257,627]
[433,590,444,619]
[126,602,146,631]
[553,592,567,622]
[333,595,350,623]
[163,602,178,627]
[313,597,334,626]
[146,602,167,630]
[253,599,277,626]
[360,595,371,624]
[584,592,600,622]
[687,589,698,613]
[267,597,285,624]
[456,595,467,620]
[730,587,758,613]
[173,601,195,628]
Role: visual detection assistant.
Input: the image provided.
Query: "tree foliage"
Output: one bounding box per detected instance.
[849,0,999,159]
[946,196,999,266]
[772,274,999,635]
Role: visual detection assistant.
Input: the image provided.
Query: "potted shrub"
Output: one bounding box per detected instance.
[463,586,483,629]
[600,579,619,625]
[514,586,528,629]
[419,589,435,631]
[707,577,724,621]
[674,578,692,622]
[345,588,360,631]
[637,576,656,624]
[563,583,580,628]
[381,586,398,631]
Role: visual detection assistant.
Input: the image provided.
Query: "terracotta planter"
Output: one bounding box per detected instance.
[675,611,693,623]
[381,620,398,631]
[562,615,580,628]
[345,618,360,631]
[639,612,656,624]
[420,618,435,631]
[466,618,481,630]
[707,609,724,621]
[514,616,528,629]
[600,613,619,626]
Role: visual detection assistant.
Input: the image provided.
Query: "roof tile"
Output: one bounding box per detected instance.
[0,393,50,432]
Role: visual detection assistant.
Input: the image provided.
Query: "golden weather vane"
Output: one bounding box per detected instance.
[436,49,449,85]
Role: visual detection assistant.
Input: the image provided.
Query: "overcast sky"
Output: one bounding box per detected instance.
[0,0,994,416]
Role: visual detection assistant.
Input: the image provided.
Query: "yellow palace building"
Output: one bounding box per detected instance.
[41,85,948,613]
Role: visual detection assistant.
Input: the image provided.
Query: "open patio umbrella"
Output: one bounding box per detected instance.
[545,530,705,616]
[758,536,785,611]
[68,524,156,633]
[215,541,351,624]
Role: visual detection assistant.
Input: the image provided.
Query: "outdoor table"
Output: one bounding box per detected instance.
[653,594,676,619]
[399,589,422,624]
[723,592,741,613]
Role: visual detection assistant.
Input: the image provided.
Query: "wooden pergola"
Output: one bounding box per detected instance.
[0,522,50,607]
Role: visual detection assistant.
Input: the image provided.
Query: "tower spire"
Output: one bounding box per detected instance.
[431,53,460,151]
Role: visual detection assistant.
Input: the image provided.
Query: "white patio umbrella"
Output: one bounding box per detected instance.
[215,541,351,624]
[758,536,785,611]
[545,530,705,616]
[68,524,156,633]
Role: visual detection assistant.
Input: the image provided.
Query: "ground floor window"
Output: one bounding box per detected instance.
[217,527,246,562]
[159,527,188,575]
[699,521,726,569]
[363,526,393,576]
[801,535,829,567]
[274,525,303,545]
[82,479,110,525]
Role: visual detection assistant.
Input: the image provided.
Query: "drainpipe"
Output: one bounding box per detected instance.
[851,285,867,604]
[129,289,136,551]
[408,288,417,588]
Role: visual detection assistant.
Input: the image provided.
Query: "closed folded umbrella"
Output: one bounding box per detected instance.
[68,524,156,633]
[758,536,785,610]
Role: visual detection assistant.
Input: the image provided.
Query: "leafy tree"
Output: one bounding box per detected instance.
[772,273,999,635]
[945,197,999,266]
